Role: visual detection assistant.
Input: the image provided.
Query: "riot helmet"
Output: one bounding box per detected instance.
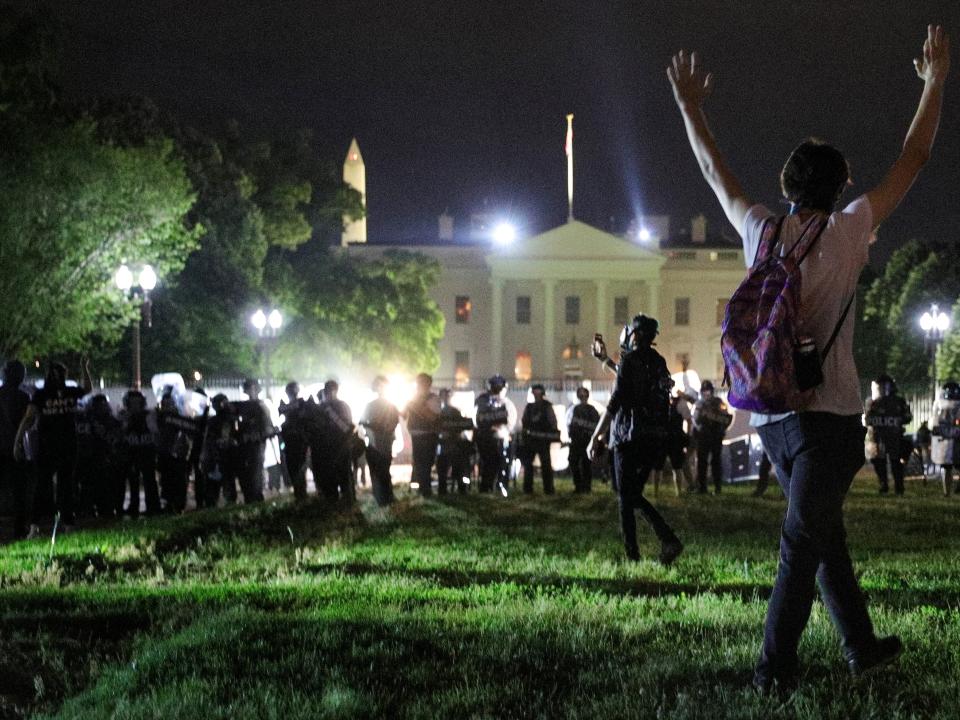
[2,360,25,387]
[89,394,114,421]
[941,382,960,401]
[122,389,147,414]
[487,374,506,394]
[44,361,67,391]
[875,373,897,397]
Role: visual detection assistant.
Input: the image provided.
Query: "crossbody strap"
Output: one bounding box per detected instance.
[820,292,856,363]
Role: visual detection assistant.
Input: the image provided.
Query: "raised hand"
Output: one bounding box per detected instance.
[667,50,714,109]
[914,24,950,85]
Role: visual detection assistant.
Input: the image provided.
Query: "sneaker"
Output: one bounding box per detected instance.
[659,538,684,566]
[847,636,903,677]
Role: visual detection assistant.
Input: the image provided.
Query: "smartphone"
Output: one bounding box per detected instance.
[591,333,605,358]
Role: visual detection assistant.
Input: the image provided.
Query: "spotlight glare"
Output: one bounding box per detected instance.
[492,222,517,245]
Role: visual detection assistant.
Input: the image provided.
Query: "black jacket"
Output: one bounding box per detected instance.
[606,346,671,448]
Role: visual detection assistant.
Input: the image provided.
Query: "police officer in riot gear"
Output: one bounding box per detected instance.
[931,381,960,497]
[566,387,600,493]
[474,374,517,495]
[232,378,274,504]
[200,393,239,507]
[403,374,441,496]
[520,384,559,494]
[279,381,311,501]
[436,388,474,494]
[588,314,683,564]
[360,376,400,506]
[312,380,355,502]
[156,387,199,512]
[16,359,93,528]
[1,360,35,538]
[865,374,913,495]
[76,394,121,518]
[119,389,160,517]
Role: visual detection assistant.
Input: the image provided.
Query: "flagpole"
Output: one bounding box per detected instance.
[565,113,574,222]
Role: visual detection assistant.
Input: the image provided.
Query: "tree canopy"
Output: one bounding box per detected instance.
[858,240,960,392]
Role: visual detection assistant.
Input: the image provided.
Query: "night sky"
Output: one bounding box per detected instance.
[10,0,960,262]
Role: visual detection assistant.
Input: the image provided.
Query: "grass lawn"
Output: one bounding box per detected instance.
[1,473,958,719]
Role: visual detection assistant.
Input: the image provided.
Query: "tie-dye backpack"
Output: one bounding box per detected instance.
[720,215,829,413]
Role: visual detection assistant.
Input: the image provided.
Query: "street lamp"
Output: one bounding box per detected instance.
[250,307,283,399]
[919,303,950,403]
[115,263,158,390]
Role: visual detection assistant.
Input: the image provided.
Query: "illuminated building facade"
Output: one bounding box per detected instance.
[346,215,746,386]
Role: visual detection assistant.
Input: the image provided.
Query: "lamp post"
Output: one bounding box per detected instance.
[115,264,158,390]
[919,303,950,404]
[250,307,282,399]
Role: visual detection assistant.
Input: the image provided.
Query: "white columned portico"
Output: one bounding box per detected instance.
[490,277,504,373]
[647,279,661,319]
[595,279,609,337]
[543,279,556,378]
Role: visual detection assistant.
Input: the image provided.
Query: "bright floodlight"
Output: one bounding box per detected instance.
[251,309,267,331]
[268,309,283,330]
[139,264,157,291]
[492,222,517,245]
[920,312,934,332]
[936,312,951,333]
[638,228,652,242]
[115,264,133,291]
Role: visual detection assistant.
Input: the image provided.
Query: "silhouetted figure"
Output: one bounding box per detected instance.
[436,388,474,494]
[588,315,683,565]
[566,387,600,493]
[404,373,440,496]
[474,375,517,495]
[692,380,732,494]
[279,381,311,501]
[16,359,92,527]
[520,384,559,494]
[360,376,400,506]
[865,374,912,495]
[1,360,35,538]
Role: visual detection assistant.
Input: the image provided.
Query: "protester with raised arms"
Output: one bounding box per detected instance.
[668,26,949,690]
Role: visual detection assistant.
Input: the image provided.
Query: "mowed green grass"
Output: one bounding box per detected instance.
[1,474,959,719]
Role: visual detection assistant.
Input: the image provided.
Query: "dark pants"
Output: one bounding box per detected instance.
[569,441,592,493]
[613,442,678,557]
[283,439,309,500]
[696,434,724,492]
[411,433,438,495]
[477,433,509,493]
[312,444,352,502]
[754,452,773,496]
[1,456,36,537]
[437,444,471,494]
[237,443,265,503]
[522,442,554,494]
[756,413,875,679]
[158,455,190,512]
[873,443,905,494]
[366,446,394,506]
[125,452,160,515]
[37,448,78,523]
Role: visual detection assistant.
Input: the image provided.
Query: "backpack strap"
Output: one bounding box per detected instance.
[752,215,786,267]
[786,216,829,265]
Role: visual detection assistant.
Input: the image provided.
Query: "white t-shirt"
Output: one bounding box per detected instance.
[741,197,873,425]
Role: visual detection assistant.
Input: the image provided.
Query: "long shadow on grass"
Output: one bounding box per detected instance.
[303,560,960,611]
